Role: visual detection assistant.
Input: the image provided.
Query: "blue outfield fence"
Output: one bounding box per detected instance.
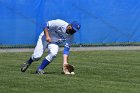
[0,0,140,46]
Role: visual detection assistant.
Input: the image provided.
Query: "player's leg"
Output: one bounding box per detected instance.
[36,43,59,74]
[21,32,47,72]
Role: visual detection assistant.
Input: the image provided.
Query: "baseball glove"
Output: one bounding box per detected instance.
[63,64,75,75]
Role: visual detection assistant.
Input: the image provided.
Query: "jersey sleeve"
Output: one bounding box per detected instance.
[63,35,74,55]
[43,19,68,30]
[42,21,49,29]
[42,20,58,30]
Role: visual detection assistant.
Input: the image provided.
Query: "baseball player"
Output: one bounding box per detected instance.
[21,19,81,74]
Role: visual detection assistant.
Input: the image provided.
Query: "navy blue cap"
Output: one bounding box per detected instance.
[71,21,81,32]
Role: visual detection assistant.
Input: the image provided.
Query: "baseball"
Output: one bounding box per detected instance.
[71,72,75,75]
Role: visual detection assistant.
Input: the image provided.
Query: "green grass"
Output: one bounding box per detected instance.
[0,50,140,93]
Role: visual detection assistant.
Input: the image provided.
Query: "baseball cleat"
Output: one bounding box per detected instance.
[35,69,46,74]
[21,62,30,72]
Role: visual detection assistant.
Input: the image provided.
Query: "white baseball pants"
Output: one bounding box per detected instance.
[31,32,59,62]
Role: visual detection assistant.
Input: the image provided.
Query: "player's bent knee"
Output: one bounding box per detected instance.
[45,53,57,62]
[33,57,41,61]
[32,53,43,61]
[31,56,41,61]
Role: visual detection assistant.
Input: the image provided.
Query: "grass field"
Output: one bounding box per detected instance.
[0,50,140,93]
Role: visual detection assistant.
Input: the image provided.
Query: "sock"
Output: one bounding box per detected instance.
[27,57,33,64]
[38,58,50,70]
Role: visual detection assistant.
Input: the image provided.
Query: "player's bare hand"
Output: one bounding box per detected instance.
[46,37,51,42]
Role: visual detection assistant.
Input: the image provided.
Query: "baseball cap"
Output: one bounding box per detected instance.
[71,21,81,32]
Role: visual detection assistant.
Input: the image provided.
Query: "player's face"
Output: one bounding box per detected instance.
[66,29,76,35]
[66,25,76,35]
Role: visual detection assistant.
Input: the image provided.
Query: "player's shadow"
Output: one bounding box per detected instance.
[30,71,62,75]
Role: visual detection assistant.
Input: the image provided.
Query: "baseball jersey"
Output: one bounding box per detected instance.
[44,19,74,45]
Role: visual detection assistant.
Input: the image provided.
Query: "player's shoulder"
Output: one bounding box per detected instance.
[49,19,68,24]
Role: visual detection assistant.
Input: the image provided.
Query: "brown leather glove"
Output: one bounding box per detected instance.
[63,64,75,75]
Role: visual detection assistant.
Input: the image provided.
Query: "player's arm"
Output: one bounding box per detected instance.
[63,55,69,65]
[63,35,74,65]
[43,21,51,42]
[63,43,75,75]
[44,28,51,42]
[43,20,62,42]
[63,43,71,65]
